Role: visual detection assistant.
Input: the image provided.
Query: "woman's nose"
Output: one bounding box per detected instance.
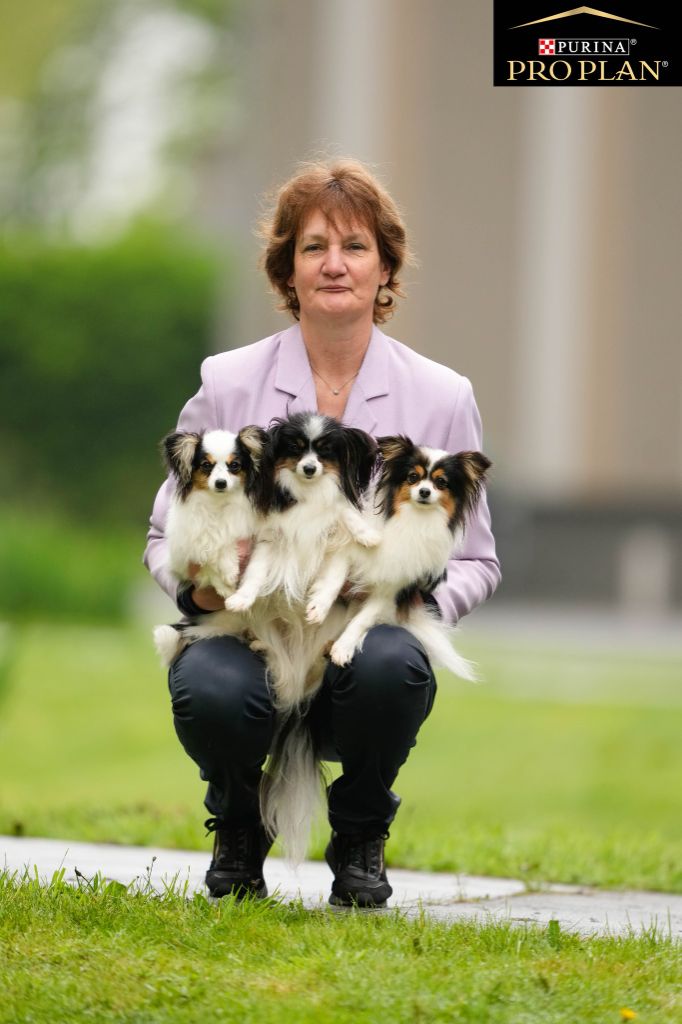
[322,246,346,275]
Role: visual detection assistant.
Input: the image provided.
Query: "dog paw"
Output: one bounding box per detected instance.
[225,592,253,612]
[249,639,267,653]
[355,526,381,547]
[306,600,328,624]
[330,639,356,667]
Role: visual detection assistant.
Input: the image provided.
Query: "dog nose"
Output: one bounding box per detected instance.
[302,463,317,478]
[418,486,431,499]
[214,479,227,490]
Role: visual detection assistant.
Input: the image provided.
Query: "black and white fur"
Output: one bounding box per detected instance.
[267,435,491,862]
[307,436,491,677]
[152,426,267,665]
[156,413,379,863]
[184,414,379,707]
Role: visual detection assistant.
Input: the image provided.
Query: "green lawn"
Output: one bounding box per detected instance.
[1,621,681,893]
[1,873,680,1024]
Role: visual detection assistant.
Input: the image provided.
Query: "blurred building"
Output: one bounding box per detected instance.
[194,0,682,613]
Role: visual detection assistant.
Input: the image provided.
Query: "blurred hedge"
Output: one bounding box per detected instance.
[0,225,223,526]
[0,510,140,623]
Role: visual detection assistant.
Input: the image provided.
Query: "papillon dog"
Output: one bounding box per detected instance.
[152,413,379,863]
[306,435,492,677]
[152,426,267,666]
[264,435,491,863]
[226,412,380,613]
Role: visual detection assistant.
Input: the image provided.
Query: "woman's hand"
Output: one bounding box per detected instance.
[188,541,254,611]
[187,566,224,611]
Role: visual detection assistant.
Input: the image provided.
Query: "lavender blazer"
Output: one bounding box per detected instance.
[144,324,500,624]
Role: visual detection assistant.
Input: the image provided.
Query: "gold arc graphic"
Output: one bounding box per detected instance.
[510,6,658,29]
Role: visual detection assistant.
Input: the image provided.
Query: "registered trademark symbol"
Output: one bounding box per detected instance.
[630,38,636,45]
[662,61,669,67]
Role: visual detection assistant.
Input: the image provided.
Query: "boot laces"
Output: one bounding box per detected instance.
[343,833,388,875]
[205,817,254,873]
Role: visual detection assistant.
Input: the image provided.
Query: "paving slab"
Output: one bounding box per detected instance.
[3,835,682,939]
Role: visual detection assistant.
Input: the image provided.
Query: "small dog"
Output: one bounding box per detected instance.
[264,435,491,862]
[152,426,267,665]
[152,413,379,863]
[226,412,380,613]
[307,435,492,677]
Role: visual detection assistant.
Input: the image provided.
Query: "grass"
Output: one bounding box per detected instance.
[1,621,681,892]
[1,870,681,1024]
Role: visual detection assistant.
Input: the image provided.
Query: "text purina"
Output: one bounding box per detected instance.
[553,39,629,55]
[508,59,662,81]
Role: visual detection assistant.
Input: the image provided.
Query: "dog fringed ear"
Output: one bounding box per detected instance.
[376,435,415,464]
[238,425,268,470]
[238,425,271,508]
[161,431,202,488]
[455,450,492,514]
[341,427,378,505]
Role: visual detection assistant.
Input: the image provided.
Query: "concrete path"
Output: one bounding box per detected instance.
[3,835,681,939]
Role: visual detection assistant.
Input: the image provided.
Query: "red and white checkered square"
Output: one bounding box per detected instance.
[538,38,555,55]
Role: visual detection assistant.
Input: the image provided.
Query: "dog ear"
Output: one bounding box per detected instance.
[376,435,415,464]
[239,425,272,510]
[451,450,491,523]
[457,451,491,498]
[341,427,378,504]
[238,425,268,470]
[161,431,202,488]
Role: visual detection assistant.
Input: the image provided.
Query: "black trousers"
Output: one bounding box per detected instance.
[167,625,437,836]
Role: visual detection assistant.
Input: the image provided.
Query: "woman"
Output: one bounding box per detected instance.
[144,159,500,907]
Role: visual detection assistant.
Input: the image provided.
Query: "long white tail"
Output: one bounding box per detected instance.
[260,714,325,865]
[406,607,477,682]
[153,624,183,667]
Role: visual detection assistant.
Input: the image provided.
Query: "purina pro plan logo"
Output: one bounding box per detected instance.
[494,3,682,86]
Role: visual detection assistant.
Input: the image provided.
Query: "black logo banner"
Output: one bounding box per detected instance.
[494,1,682,86]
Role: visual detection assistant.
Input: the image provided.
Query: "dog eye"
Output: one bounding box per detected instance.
[200,460,213,472]
[229,460,242,474]
[407,471,420,485]
[433,477,447,490]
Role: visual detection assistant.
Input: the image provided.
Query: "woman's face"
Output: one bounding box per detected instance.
[288,208,389,327]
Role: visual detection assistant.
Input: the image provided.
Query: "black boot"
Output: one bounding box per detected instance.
[204,818,272,899]
[325,831,392,908]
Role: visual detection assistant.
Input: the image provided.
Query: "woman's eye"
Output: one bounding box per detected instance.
[347,242,365,251]
[303,244,322,252]
[407,472,420,484]
[229,460,241,474]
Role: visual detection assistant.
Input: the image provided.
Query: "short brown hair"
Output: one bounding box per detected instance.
[259,158,412,324]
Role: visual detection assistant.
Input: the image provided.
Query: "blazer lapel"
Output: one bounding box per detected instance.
[343,326,389,434]
[274,324,317,415]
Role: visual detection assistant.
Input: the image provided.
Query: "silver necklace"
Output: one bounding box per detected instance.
[310,363,360,396]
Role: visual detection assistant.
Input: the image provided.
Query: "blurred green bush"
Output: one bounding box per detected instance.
[0,223,222,526]
[0,510,140,623]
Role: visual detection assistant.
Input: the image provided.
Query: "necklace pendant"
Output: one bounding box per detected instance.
[332,388,340,395]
